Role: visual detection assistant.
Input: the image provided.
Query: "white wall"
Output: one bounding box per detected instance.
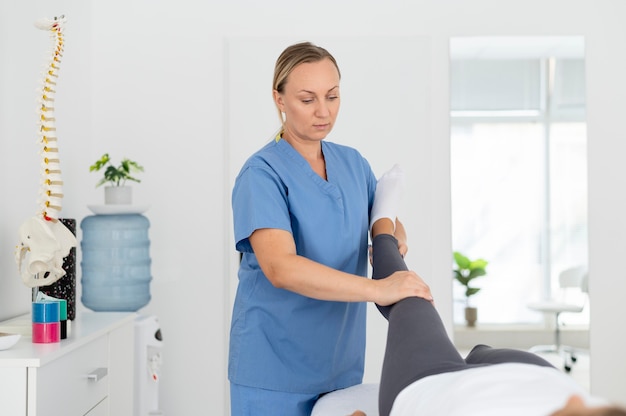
[1,1,625,413]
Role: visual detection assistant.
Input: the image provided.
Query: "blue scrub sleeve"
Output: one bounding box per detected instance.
[232,165,293,253]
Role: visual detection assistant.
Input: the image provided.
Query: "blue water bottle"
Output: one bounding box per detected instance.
[80,214,152,311]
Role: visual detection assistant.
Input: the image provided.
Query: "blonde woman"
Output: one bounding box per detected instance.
[229,42,430,415]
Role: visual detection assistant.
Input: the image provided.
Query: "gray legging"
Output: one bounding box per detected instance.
[372,234,555,416]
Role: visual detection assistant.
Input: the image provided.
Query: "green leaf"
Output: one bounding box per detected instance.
[470,259,489,269]
[89,153,110,172]
[453,251,470,268]
[468,268,487,280]
[466,287,481,297]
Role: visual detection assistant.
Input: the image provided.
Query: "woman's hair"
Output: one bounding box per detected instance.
[272,41,341,129]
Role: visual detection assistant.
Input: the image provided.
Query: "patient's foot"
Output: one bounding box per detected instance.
[370,164,404,233]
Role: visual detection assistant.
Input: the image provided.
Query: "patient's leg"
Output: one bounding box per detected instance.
[373,234,467,416]
[369,164,405,319]
[371,232,407,319]
[464,344,554,368]
[370,166,466,414]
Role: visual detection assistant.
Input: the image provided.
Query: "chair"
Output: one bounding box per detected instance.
[527,265,588,372]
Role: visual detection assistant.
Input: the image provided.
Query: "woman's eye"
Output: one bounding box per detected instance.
[327,95,338,101]
[302,99,314,104]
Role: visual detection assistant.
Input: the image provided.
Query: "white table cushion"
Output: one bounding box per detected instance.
[312,383,379,416]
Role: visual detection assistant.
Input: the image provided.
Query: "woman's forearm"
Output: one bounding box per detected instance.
[249,227,430,305]
[250,227,377,302]
[273,253,379,302]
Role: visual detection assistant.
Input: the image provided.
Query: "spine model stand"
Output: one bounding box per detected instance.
[15,15,77,288]
[35,15,65,221]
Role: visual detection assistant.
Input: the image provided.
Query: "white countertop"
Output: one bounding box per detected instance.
[0,312,136,368]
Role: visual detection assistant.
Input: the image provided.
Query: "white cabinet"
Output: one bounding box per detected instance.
[0,312,135,416]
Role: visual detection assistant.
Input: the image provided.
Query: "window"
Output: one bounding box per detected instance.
[450,38,588,325]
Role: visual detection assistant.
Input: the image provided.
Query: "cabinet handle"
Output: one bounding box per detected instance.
[87,367,108,382]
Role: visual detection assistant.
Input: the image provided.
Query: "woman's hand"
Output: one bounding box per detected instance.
[349,411,366,416]
[373,270,433,306]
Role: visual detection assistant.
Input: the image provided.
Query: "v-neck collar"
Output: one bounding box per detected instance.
[276,139,339,196]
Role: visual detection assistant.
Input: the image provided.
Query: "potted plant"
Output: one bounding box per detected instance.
[90,153,144,204]
[453,251,489,327]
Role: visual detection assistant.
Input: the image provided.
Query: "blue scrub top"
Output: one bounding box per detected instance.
[230,138,376,394]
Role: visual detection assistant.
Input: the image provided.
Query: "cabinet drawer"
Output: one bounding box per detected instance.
[0,367,27,415]
[33,336,109,416]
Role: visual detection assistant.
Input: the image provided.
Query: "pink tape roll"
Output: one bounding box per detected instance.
[32,322,60,343]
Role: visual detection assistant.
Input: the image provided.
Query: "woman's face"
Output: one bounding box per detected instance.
[273,58,340,146]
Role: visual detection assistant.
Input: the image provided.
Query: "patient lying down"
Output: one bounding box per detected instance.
[355,169,626,416]
[350,395,624,416]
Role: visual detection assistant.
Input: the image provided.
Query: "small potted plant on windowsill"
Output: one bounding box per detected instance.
[90,153,144,205]
[453,251,489,327]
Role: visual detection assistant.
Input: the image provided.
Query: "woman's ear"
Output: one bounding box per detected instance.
[273,90,285,112]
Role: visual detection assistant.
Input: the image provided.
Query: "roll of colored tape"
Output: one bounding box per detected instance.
[32,301,60,323]
[32,322,61,343]
[35,294,67,321]
[60,320,67,340]
[58,299,67,321]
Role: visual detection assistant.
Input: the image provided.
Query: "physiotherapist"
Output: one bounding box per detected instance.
[229,41,432,416]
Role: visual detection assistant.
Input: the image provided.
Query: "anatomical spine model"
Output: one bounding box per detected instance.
[15,15,77,288]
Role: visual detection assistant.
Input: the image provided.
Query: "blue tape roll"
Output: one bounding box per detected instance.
[32,301,60,323]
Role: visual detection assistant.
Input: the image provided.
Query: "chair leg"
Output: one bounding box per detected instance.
[561,345,580,373]
[562,350,573,373]
[553,312,573,372]
[554,312,562,351]
[530,312,584,373]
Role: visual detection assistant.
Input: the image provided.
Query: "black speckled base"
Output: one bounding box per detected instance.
[39,218,77,320]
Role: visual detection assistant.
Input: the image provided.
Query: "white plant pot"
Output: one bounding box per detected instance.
[104,186,132,205]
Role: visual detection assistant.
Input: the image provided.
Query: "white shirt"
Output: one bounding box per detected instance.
[391,363,607,416]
